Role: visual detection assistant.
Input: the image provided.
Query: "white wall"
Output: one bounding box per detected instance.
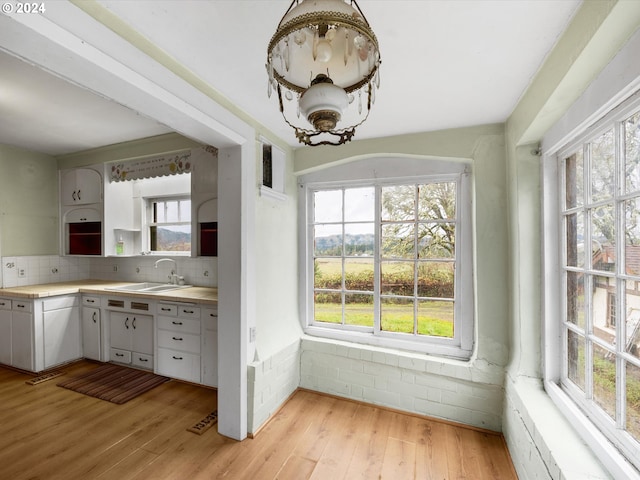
[0,145,58,258]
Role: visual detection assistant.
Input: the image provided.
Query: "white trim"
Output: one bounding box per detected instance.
[298,156,474,359]
[259,185,288,202]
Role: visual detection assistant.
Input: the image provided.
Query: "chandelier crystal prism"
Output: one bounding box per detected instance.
[266,0,381,146]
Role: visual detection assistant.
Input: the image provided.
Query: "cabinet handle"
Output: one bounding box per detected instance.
[172,336,183,341]
[161,307,172,311]
[16,304,25,309]
[72,190,76,201]
[209,313,217,317]
[172,321,183,325]
[172,356,183,360]
[0,302,5,306]
[132,318,136,329]
[125,317,129,329]
[115,353,124,357]
[86,299,95,303]
[92,312,97,323]
[182,309,194,314]
[138,357,148,362]
[77,189,81,201]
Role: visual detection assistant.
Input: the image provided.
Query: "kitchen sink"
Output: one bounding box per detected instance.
[105,282,192,293]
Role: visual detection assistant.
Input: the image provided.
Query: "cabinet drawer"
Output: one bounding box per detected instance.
[110,347,131,364]
[157,303,177,316]
[157,348,200,383]
[202,308,218,330]
[177,305,200,319]
[11,300,32,312]
[158,330,200,354]
[131,352,153,370]
[82,296,100,307]
[158,316,200,335]
[0,298,11,310]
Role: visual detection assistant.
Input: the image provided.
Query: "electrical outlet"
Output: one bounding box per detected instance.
[113,265,118,272]
[18,268,26,278]
[249,327,256,343]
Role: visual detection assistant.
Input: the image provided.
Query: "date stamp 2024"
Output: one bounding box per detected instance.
[2,2,46,14]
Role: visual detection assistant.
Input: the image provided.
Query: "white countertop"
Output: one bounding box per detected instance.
[0,280,218,305]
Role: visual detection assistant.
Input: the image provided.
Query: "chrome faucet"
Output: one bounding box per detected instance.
[154,258,178,284]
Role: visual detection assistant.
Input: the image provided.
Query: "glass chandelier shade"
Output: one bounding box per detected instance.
[266,0,381,146]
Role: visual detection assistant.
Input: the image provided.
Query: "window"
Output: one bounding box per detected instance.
[147,196,191,253]
[262,143,273,189]
[300,159,473,358]
[259,139,286,201]
[557,98,640,469]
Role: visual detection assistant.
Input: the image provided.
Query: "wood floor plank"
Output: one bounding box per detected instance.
[307,401,364,480]
[343,405,392,479]
[274,454,317,480]
[0,362,517,480]
[415,419,450,479]
[380,436,417,479]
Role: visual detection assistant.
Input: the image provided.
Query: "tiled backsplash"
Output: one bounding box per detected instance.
[1,255,217,288]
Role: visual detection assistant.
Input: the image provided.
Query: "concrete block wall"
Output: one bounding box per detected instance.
[247,339,300,435]
[300,336,504,431]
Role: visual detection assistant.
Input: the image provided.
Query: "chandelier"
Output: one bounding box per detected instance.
[266,0,381,146]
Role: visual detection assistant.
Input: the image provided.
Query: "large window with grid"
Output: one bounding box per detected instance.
[301,165,473,358]
[558,98,640,469]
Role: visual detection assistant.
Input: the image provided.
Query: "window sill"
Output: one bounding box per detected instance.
[543,380,640,480]
[259,185,287,202]
[304,326,472,361]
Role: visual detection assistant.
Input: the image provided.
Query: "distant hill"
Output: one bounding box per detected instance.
[156,228,191,251]
[316,233,374,255]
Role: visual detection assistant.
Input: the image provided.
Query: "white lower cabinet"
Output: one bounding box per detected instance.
[0,290,216,381]
[109,311,153,370]
[11,301,33,371]
[81,296,101,361]
[156,303,201,383]
[0,299,12,365]
[42,296,81,369]
[0,295,81,372]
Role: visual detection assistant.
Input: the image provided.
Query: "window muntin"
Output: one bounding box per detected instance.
[307,173,471,355]
[559,102,640,469]
[147,196,191,253]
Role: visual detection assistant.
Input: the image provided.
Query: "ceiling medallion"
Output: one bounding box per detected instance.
[266,0,381,146]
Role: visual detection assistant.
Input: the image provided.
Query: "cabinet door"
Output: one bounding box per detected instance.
[131,314,153,355]
[81,307,101,361]
[109,312,132,351]
[43,306,81,369]
[61,168,102,206]
[11,311,33,371]
[0,310,11,365]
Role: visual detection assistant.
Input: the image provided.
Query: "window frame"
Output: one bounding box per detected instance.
[543,91,640,477]
[298,157,474,359]
[144,194,192,255]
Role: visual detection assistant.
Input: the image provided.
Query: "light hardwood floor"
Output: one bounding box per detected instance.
[0,361,517,479]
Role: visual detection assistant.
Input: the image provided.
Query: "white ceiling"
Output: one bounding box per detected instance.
[0,0,581,155]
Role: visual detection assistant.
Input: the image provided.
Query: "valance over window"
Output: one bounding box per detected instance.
[109,151,192,182]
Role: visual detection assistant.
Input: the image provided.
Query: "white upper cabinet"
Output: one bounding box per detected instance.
[61,167,102,206]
